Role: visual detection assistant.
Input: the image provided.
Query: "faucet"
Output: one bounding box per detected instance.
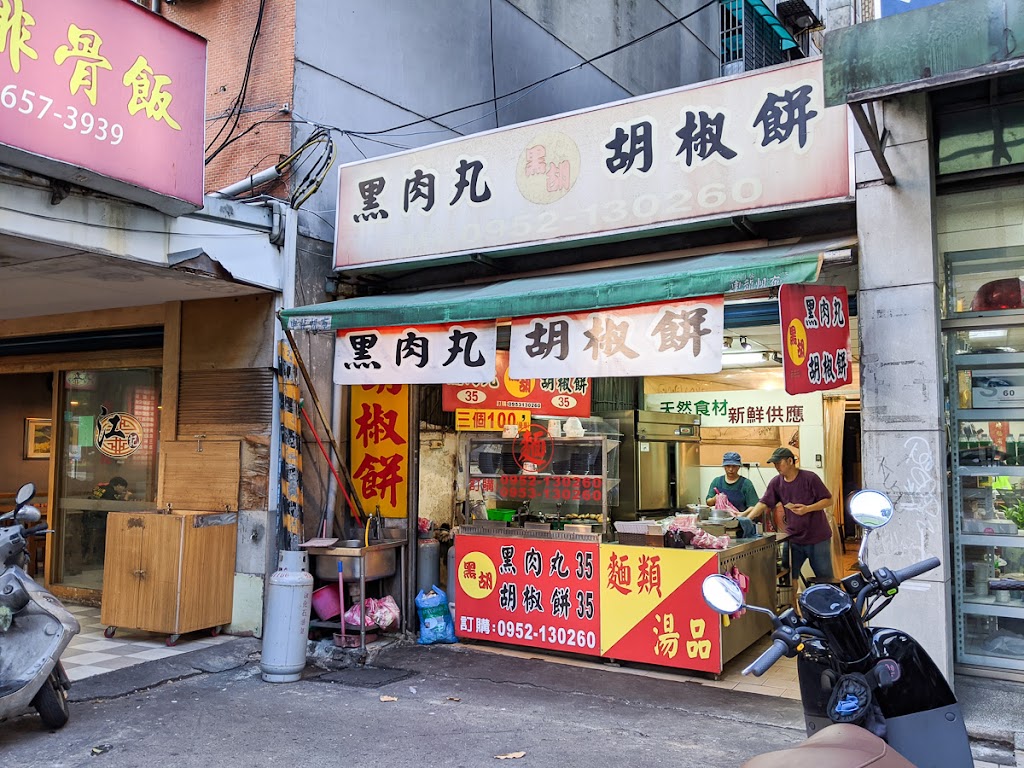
[365,505,383,545]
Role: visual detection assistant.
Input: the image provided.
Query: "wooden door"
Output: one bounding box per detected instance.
[177,511,237,633]
[136,514,183,634]
[100,512,145,628]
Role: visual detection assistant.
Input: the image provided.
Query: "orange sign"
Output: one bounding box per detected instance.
[350,384,409,518]
[454,408,531,432]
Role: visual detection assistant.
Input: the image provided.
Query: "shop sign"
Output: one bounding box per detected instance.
[350,385,408,518]
[65,371,97,390]
[455,536,601,656]
[0,0,206,215]
[779,285,852,395]
[455,536,724,672]
[454,408,531,432]
[645,390,822,427]
[334,322,496,385]
[94,406,143,459]
[600,546,721,673]
[334,58,850,270]
[509,297,724,379]
[442,350,592,418]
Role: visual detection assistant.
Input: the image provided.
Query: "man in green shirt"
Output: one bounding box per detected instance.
[706,451,759,514]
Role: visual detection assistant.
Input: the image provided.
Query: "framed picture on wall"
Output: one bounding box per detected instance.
[24,418,51,460]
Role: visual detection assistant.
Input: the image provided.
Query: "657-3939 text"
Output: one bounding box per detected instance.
[2,84,125,146]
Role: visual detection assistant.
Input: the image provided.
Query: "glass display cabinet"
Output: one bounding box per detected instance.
[946,246,1024,671]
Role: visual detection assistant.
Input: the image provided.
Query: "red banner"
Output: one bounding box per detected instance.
[442,350,591,418]
[455,536,600,656]
[779,285,853,395]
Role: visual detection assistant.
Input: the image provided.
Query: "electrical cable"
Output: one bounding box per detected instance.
[346,0,717,138]
[0,202,267,237]
[205,0,268,159]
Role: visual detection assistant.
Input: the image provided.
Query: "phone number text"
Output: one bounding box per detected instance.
[494,620,597,650]
[2,84,125,146]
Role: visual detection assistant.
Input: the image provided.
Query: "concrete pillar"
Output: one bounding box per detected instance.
[855,93,955,679]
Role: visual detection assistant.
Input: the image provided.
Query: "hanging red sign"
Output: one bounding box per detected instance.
[442,350,591,418]
[779,285,853,395]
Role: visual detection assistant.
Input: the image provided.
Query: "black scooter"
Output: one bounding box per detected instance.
[702,489,973,768]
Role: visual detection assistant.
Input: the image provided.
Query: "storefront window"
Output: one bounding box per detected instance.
[53,368,161,593]
[944,243,1024,672]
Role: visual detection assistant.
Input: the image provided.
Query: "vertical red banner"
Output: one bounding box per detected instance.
[455,535,601,656]
[779,285,853,395]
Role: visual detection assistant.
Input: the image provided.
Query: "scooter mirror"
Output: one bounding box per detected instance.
[702,574,745,615]
[848,489,894,530]
[15,482,35,505]
[15,505,41,525]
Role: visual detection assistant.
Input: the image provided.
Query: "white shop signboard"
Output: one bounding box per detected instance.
[645,389,823,427]
[509,296,724,379]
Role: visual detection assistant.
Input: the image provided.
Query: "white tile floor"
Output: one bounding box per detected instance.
[62,604,232,681]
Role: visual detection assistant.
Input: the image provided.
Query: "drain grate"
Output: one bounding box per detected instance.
[318,667,415,688]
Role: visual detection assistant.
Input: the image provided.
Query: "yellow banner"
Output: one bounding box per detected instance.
[350,385,409,519]
[599,545,716,653]
[455,408,531,432]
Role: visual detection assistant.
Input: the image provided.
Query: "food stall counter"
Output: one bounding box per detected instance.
[453,526,775,674]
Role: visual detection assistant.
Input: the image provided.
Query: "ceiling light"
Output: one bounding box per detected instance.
[740,336,751,350]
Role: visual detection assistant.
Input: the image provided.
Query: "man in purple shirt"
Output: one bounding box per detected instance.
[741,446,834,581]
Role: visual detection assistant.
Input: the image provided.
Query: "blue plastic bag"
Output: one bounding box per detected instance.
[415,585,456,645]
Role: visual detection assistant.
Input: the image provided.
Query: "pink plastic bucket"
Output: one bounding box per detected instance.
[312,584,341,620]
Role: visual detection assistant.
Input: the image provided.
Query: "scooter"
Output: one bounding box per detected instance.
[702,489,973,768]
[0,482,80,729]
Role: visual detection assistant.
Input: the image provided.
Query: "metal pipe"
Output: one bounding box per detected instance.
[211,166,282,199]
[150,0,161,13]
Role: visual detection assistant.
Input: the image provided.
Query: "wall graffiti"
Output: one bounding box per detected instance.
[874,435,941,569]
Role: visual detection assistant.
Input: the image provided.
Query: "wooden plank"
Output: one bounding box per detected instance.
[0,305,165,339]
[100,512,145,629]
[180,294,275,371]
[162,301,182,444]
[176,512,237,633]
[177,368,274,438]
[159,441,241,511]
[0,350,163,375]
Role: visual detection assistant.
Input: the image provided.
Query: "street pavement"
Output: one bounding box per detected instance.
[3,636,1020,767]
[1,638,809,768]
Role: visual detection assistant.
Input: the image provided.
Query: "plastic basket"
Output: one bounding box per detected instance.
[487,508,516,522]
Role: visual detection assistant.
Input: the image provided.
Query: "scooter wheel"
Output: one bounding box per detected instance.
[103,626,116,639]
[210,625,221,637]
[166,634,180,647]
[33,669,70,730]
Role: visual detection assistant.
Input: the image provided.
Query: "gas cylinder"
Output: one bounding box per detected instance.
[417,538,441,595]
[260,550,314,683]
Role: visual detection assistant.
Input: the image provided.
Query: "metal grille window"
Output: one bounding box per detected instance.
[720,0,797,76]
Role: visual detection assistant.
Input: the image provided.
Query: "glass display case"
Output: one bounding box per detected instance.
[464,419,620,538]
[946,247,1024,671]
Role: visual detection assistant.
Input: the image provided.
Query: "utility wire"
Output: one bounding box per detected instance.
[346,0,718,138]
[205,0,268,161]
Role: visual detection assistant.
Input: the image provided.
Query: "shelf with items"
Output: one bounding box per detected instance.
[464,433,619,539]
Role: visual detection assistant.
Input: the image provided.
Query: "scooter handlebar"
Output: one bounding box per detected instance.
[892,557,940,585]
[24,523,49,536]
[743,638,789,677]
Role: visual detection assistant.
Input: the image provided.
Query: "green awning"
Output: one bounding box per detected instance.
[747,0,800,52]
[280,238,852,331]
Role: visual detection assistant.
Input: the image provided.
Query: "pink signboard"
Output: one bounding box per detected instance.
[0,0,206,215]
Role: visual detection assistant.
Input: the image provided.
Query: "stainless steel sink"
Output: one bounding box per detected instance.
[314,540,398,582]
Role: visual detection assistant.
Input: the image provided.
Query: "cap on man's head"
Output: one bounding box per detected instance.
[722,452,742,466]
[768,447,796,464]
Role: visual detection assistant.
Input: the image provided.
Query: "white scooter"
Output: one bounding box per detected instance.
[0,482,80,729]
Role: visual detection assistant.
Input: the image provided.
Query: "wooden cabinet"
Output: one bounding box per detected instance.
[101,510,237,643]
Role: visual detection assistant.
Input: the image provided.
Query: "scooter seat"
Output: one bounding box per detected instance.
[743,724,916,768]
